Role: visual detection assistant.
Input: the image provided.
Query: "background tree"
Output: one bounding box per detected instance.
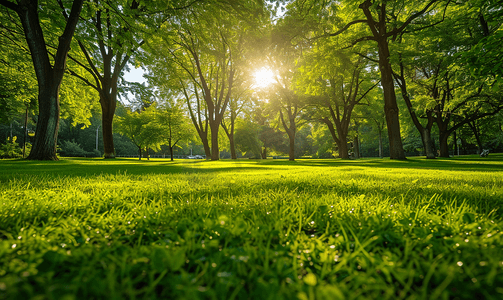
[157,99,195,161]
[145,1,264,160]
[114,105,165,160]
[297,46,378,159]
[67,0,159,158]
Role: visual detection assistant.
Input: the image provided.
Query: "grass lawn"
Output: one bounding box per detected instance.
[0,155,502,299]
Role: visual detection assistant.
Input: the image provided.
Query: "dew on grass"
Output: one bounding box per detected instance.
[479,261,487,266]
[330,245,335,249]
[17,236,21,240]
[211,263,217,268]
[457,261,463,266]
[11,244,16,249]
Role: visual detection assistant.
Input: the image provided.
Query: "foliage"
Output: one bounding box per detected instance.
[59,140,101,158]
[234,119,263,158]
[0,157,503,298]
[0,136,22,158]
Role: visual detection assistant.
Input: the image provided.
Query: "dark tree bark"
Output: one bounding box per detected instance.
[375,39,406,159]
[0,0,84,160]
[101,92,117,158]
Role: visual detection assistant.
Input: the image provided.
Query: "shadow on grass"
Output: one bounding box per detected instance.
[0,154,502,180]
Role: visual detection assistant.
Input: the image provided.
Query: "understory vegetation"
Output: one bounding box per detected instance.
[0,156,502,299]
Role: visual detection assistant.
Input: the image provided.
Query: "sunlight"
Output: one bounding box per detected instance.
[253,67,275,89]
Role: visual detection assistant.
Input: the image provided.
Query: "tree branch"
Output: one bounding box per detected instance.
[0,0,18,12]
[311,19,369,41]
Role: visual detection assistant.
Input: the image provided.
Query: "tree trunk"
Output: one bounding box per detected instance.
[28,83,60,160]
[337,140,349,159]
[222,120,237,159]
[102,109,115,159]
[199,135,211,158]
[323,118,349,159]
[169,145,174,161]
[138,147,142,160]
[288,132,295,161]
[229,134,237,159]
[353,136,360,159]
[13,0,84,160]
[439,133,450,158]
[210,121,220,160]
[23,106,28,158]
[378,43,406,160]
[261,147,267,159]
[438,129,450,158]
[421,128,436,159]
[100,88,117,158]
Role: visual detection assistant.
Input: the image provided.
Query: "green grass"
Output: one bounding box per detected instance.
[0,155,502,299]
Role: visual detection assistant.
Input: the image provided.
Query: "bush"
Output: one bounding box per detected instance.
[89,149,102,157]
[59,140,92,157]
[0,136,22,158]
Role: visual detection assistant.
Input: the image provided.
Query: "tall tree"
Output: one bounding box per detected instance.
[146,1,263,160]
[67,0,150,158]
[114,104,166,160]
[157,99,195,161]
[297,48,378,159]
[285,0,452,159]
[0,0,84,160]
[399,0,503,157]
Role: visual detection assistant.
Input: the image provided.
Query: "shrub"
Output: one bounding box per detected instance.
[59,140,89,157]
[0,136,22,158]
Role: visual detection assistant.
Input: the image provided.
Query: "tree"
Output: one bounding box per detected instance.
[221,87,253,159]
[234,118,262,158]
[398,1,503,157]
[67,0,151,158]
[145,1,263,160]
[114,105,165,160]
[285,0,453,159]
[297,48,379,159]
[157,100,194,161]
[0,0,84,160]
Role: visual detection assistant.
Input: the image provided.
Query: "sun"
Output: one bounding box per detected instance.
[253,67,275,89]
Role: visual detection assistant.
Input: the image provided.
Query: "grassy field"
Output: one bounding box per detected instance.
[0,155,502,299]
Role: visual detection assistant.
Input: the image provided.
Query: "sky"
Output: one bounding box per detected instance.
[123,65,146,84]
